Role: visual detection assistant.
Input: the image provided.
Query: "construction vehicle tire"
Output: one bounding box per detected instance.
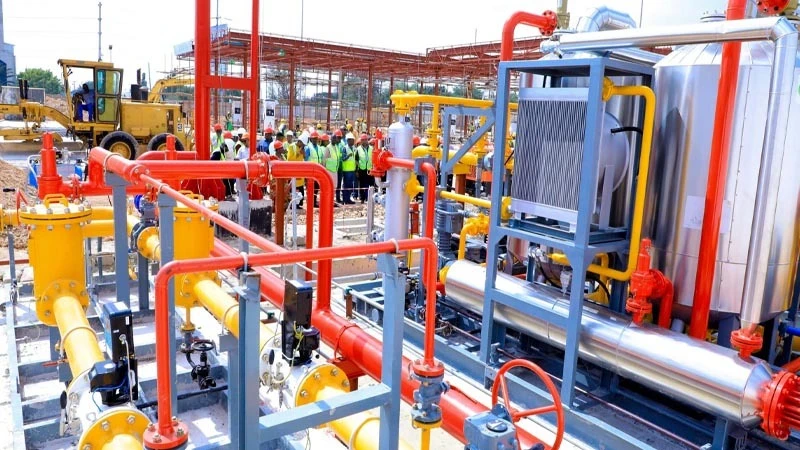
[147,133,186,152]
[99,131,138,160]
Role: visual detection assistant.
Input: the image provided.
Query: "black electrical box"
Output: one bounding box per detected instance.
[102,301,134,362]
[282,280,318,364]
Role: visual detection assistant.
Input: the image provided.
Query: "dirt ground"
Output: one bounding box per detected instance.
[0,160,35,251]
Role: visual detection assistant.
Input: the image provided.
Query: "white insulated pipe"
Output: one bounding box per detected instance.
[444,260,775,428]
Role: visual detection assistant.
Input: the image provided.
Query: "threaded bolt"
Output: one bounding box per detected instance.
[313,373,321,381]
[82,445,92,450]
[331,368,339,377]
[342,380,350,388]
[300,390,308,398]
[176,427,185,437]
[127,415,136,425]
[152,433,162,443]
[147,423,155,432]
[101,420,110,431]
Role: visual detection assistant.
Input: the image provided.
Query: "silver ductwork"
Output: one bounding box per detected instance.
[443,260,774,427]
[575,6,637,33]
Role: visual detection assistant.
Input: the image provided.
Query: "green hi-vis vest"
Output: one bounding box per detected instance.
[324,144,340,173]
[356,145,372,170]
[341,145,356,172]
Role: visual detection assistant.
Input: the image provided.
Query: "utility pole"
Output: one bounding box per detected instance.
[97,2,103,61]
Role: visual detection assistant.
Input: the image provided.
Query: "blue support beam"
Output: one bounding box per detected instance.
[377,254,404,450]
[106,173,131,307]
[158,193,179,415]
[237,271,261,449]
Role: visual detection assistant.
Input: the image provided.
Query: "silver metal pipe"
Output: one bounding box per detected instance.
[740,23,798,328]
[608,48,664,65]
[541,16,793,53]
[444,260,775,428]
[366,185,375,243]
[575,6,637,33]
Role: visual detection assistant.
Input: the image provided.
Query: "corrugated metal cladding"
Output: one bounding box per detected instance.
[512,98,588,213]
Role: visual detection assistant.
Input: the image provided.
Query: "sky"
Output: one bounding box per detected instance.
[4,0,729,89]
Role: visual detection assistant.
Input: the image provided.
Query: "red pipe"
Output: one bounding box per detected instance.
[249,0,259,138]
[137,151,199,161]
[689,0,747,340]
[500,11,558,61]
[305,178,314,282]
[270,162,334,308]
[194,0,211,159]
[152,239,436,441]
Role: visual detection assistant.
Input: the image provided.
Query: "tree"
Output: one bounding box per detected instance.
[17,68,62,95]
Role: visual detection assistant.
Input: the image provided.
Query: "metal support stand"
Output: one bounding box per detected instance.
[257,255,404,450]
[236,178,250,254]
[137,254,149,310]
[158,193,179,414]
[107,173,131,307]
[237,271,261,449]
[6,232,17,304]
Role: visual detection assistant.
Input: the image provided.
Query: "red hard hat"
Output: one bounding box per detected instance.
[223,131,233,138]
[310,131,320,138]
[334,130,343,137]
[265,127,274,134]
[274,140,284,149]
[360,133,369,142]
[214,123,223,131]
[321,134,330,141]
[412,135,420,146]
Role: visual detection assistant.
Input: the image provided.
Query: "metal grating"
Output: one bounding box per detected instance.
[512,96,588,217]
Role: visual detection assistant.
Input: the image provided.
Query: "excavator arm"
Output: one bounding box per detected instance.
[148,77,194,103]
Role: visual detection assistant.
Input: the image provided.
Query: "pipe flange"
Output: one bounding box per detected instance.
[37,279,88,326]
[77,407,149,450]
[176,272,219,308]
[759,370,800,440]
[136,226,160,260]
[295,363,350,408]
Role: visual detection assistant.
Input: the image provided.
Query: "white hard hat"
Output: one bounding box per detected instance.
[345,132,355,140]
[420,138,428,145]
[286,130,294,136]
[237,127,246,136]
[299,135,309,145]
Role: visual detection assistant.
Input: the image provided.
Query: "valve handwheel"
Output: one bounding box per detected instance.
[491,359,565,450]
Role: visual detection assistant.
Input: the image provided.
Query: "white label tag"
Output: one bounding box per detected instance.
[682,195,731,234]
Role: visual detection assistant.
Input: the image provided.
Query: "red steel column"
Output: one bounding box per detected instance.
[388,76,394,123]
[366,67,373,132]
[289,61,296,131]
[249,0,260,137]
[326,69,332,129]
[195,0,211,159]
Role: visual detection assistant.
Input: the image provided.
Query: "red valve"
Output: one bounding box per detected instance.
[757,0,790,14]
[491,359,564,450]
[731,328,763,360]
[628,238,673,327]
[369,149,393,178]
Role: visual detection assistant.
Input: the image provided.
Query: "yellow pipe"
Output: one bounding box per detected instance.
[0,208,20,229]
[54,294,104,378]
[310,385,414,450]
[126,214,139,235]
[193,278,272,352]
[550,80,656,282]
[420,428,431,450]
[101,434,141,450]
[81,220,114,239]
[440,190,491,209]
[89,206,114,221]
[138,228,161,261]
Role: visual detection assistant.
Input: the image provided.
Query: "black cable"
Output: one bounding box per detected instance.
[610,126,642,134]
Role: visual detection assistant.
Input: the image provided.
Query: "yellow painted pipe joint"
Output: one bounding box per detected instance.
[77,407,149,450]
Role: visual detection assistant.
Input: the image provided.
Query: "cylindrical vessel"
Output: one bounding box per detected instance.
[384,119,413,242]
[444,260,774,427]
[644,37,800,324]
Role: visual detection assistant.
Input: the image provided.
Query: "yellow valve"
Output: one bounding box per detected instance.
[406,176,422,198]
[294,363,414,450]
[458,214,490,260]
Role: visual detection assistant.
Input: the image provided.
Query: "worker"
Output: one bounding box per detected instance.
[331,130,345,204]
[285,130,295,147]
[278,118,289,135]
[355,117,367,135]
[237,127,247,141]
[323,133,341,205]
[355,133,373,204]
[341,133,357,205]
[307,131,321,162]
[225,112,233,131]
[223,131,235,160]
[70,83,95,121]
[258,127,273,153]
[272,140,285,160]
[270,132,285,156]
[211,123,224,155]
[234,132,250,161]
[288,135,307,208]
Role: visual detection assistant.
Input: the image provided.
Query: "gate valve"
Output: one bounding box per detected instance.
[627,238,672,326]
[249,151,271,187]
[186,340,217,390]
[491,359,565,450]
[369,149,393,178]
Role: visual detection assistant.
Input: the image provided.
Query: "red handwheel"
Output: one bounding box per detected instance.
[491,359,565,450]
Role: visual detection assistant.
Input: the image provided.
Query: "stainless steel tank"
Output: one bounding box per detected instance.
[644,28,800,323]
[384,118,413,242]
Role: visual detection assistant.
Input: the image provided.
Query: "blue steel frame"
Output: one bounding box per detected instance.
[482,57,653,406]
[256,254,404,450]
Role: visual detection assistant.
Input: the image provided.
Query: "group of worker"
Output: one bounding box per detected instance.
[209,121,377,207]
